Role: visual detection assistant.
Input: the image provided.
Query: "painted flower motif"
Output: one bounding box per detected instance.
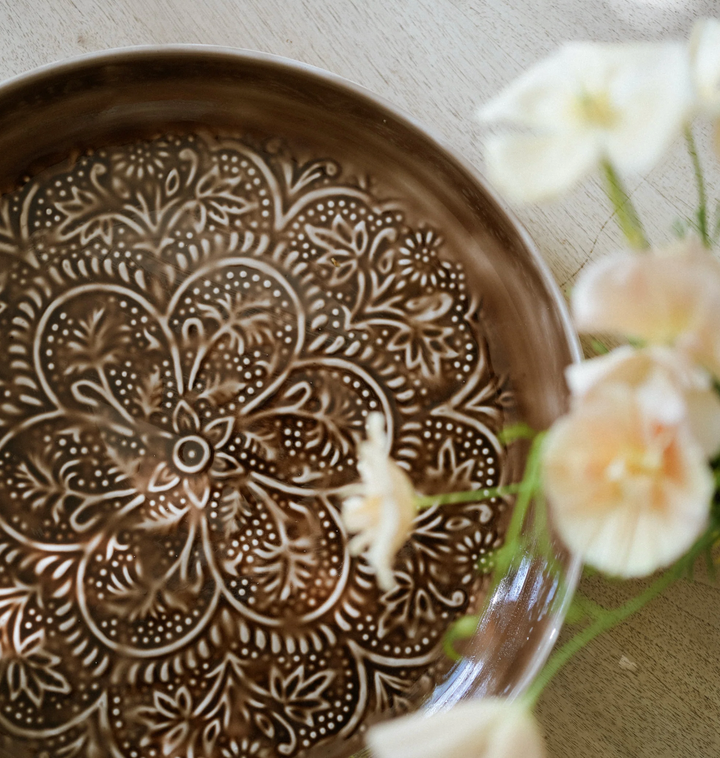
[566,345,720,457]
[0,628,71,708]
[478,41,692,201]
[341,413,417,590]
[139,685,221,757]
[367,698,545,758]
[146,398,243,511]
[397,229,451,287]
[571,237,720,379]
[112,141,172,181]
[543,378,713,577]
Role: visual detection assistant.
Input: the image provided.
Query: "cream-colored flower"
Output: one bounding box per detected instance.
[368,698,544,758]
[690,18,720,114]
[478,42,692,202]
[689,18,720,156]
[566,345,720,457]
[341,413,416,590]
[572,237,720,379]
[543,380,712,578]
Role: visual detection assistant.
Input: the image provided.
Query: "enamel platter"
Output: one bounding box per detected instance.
[0,48,579,758]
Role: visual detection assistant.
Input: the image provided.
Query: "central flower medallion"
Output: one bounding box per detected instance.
[173,434,211,474]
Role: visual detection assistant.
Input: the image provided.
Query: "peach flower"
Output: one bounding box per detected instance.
[368,698,544,758]
[341,413,416,590]
[572,238,720,379]
[566,345,720,457]
[543,379,712,577]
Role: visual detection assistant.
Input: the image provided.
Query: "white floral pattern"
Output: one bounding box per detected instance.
[0,133,506,757]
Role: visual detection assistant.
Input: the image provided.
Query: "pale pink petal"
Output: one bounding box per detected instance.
[567,346,720,456]
[543,383,712,577]
[572,239,720,379]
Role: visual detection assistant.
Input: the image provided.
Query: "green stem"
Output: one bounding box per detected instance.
[415,482,521,510]
[684,125,710,247]
[601,160,649,250]
[523,526,718,707]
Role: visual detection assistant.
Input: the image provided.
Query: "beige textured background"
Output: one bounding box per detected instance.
[0,0,719,755]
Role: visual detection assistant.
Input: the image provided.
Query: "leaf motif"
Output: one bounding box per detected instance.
[196,293,275,356]
[218,488,251,536]
[255,712,275,739]
[268,665,333,726]
[192,165,257,227]
[56,167,119,245]
[165,168,181,197]
[306,215,369,285]
[135,367,164,418]
[385,292,459,378]
[197,375,246,406]
[64,308,130,376]
[286,158,339,196]
[373,669,411,712]
[4,628,71,707]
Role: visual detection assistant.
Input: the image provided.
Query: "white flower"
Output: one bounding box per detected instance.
[689,18,720,156]
[690,18,720,114]
[367,698,545,758]
[543,379,712,578]
[478,42,692,202]
[341,413,417,590]
[566,345,720,457]
[572,237,720,380]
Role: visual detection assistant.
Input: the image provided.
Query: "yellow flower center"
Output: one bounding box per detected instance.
[576,91,617,128]
[606,444,664,483]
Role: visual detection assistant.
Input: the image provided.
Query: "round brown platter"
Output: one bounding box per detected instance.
[0,47,580,758]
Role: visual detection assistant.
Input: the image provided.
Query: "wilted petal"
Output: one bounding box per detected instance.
[341,413,417,591]
[368,698,544,758]
[543,382,712,577]
[484,132,597,203]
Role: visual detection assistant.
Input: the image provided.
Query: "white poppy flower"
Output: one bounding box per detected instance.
[341,413,417,590]
[690,18,720,114]
[367,698,545,758]
[566,345,720,457]
[543,380,712,578]
[479,42,692,202]
[572,237,720,380]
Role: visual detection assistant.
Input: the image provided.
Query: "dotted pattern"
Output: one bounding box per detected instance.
[0,133,507,757]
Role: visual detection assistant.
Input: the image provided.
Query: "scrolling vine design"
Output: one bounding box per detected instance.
[0,133,507,757]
